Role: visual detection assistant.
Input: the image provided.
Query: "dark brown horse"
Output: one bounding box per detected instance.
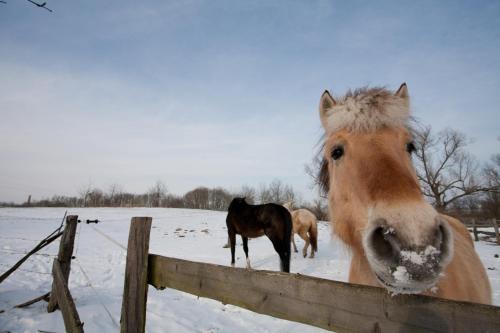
[226,197,292,272]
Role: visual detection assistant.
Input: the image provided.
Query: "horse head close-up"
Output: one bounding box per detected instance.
[318,84,491,304]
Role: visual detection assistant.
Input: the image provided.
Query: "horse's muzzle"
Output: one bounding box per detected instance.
[363,217,453,294]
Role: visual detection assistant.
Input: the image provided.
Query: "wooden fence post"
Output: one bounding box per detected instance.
[120,217,152,333]
[491,218,500,245]
[48,215,78,312]
[472,219,479,242]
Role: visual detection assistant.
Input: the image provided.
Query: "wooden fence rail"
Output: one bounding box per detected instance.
[122,217,500,333]
[466,219,500,245]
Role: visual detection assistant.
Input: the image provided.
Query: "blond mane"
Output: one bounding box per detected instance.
[321,87,410,133]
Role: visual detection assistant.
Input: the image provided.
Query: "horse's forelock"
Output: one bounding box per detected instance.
[322,86,410,134]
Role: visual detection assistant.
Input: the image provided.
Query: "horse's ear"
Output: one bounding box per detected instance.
[395,83,409,99]
[319,90,336,130]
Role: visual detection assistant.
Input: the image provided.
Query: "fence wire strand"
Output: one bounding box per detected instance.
[90,226,127,251]
[73,258,119,328]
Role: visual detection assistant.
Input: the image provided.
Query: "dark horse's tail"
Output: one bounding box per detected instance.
[310,221,318,253]
[281,210,292,273]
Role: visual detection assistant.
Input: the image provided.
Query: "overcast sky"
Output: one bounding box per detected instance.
[1,0,499,203]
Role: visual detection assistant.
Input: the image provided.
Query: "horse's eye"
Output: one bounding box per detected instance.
[331,146,344,160]
[406,141,416,154]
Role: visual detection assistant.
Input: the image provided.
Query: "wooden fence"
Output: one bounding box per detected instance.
[121,217,500,333]
[465,218,500,245]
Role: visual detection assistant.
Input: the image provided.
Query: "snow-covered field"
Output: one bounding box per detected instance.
[0,208,498,333]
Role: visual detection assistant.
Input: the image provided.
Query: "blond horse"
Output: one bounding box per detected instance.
[318,84,491,304]
[283,202,318,258]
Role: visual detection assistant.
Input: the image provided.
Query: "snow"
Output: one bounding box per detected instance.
[0,208,498,332]
[400,246,440,266]
[383,227,395,235]
[392,266,410,283]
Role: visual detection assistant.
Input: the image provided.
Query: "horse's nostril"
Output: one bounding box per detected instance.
[371,227,395,261]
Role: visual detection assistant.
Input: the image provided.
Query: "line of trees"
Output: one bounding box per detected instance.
[1,179,329,220]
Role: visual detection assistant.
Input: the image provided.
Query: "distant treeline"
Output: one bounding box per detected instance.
[0,179,329,220]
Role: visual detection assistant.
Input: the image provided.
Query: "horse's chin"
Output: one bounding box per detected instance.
[374,271,439,295]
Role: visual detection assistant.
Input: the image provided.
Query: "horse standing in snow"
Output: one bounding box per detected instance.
[317,84,491,304]
[226,198,292,272]
[283,202,318,258]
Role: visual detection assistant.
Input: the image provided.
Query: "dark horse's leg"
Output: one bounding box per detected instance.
[242,236,251,269]
[266,229,291,273]
[228,228,236,267]
[222,235,230,248]
[271,238,290,273]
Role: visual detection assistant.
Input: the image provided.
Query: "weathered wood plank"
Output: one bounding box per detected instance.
[148,255,500,333]
[472,219,479,241]
[52,259,84,333]
[48,215,78,312]
[464,218,492,227]
[468,230,499,237]
[120,217,152,333]
[491,219,500,245]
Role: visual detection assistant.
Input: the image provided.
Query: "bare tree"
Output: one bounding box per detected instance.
[269,179,285,203]
[77,182,93,207]
[237,185,257,204]
[258,179,296,204]
[413,127,490,211]
[164,193,185,208]
[148,180,168,207]
[482,152,500,218]
[184,187,210,209]
[283,184,297,204]
[106,183,124,207]
[87,188,104,207]
[302,197,329,221]
[208,187,232,211]
[258,183,272,204]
